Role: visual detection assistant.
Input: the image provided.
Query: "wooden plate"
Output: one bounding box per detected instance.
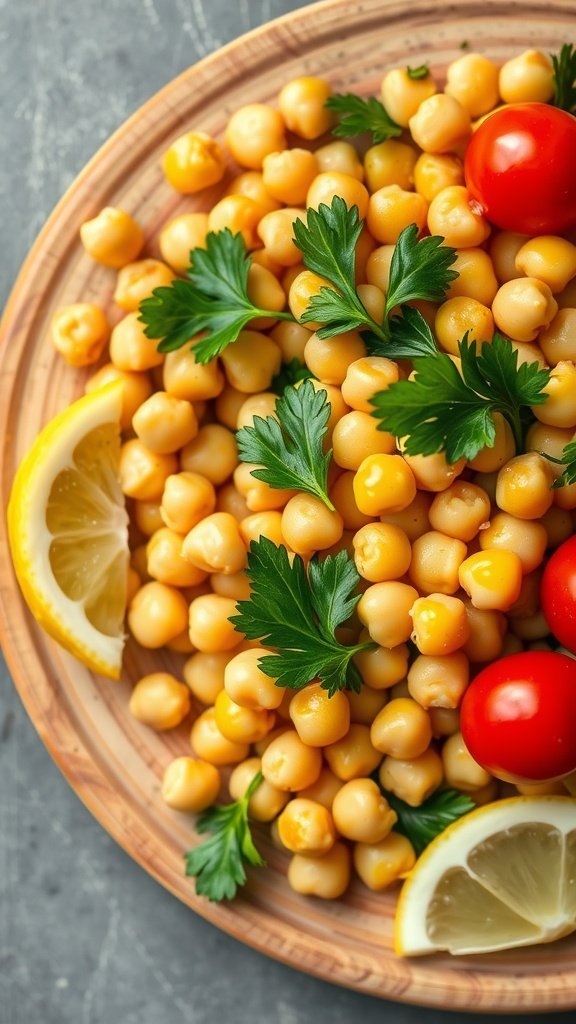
[1,0,576,1010]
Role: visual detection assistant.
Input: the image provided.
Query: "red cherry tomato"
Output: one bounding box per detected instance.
[541,535,576,655]
[464,103,576,235]
[460,651,576,783]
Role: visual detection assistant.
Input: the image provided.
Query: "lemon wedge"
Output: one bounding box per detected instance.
[395,796,576,956]
[8,381,129,678]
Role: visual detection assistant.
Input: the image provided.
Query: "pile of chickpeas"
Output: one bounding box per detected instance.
[50,46,576,901]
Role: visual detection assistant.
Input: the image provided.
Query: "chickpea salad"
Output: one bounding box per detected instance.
[7,41,576,957]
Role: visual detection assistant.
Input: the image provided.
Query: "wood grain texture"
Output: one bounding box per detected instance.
[1,0,576,1011]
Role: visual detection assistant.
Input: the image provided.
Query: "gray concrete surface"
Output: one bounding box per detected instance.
[1,2,575,1022]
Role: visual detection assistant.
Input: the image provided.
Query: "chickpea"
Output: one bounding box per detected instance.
[162,758,220,812]
[50,303,109,367]
[261,730,322,791]
[445,53,500,117]
[288,269,333,329]
[189,593,242,653]
[532,362,576,429]
[489,231,527,284]
[407,652,469,709]
[163,348,224,402]
[129,672,191,729]
[225,104,286,169]
[358,581,419,648]
[246,267,287,331]
[379,748,444,806]
[306,171,369,220]
[364,244,394,293]
[539,309,576,366]
[462,600,507,663]
[411,594,470,657]
[239,510,284,548]
[353,522,411,582]
[329,471,372,532]
[181,424,237,485]
[281,494,344,556]
[304,331,366,387]
[277,798,336,855]
[162,131,225,192]
[442,730,492,791]
[85,363,153,431]
[114,259,174,312]
[181,512,246,576]
[288,683,350,747]
[558,279,576,309]
[132,391,198,455]
[380,491,432,543]
[370,697,432,759]
[183,650,232,705]
[190,707,249,766]
[354,832,416,891]
[409,531,467,595]
[353,641,409,691]
[278,77,333,139]
[367,185,428,245]
[257,208,305,267]
[236,392,278,431]
[341,356,399,413]
[214,690,274,745]
[145,528,205,587]
[109,312,164,372]
[160,472,216,535]
[515,236,576,294]
[270,323,310,367]
[496,452,554,520]
[459,549,523,611]
[314,140,365,180]
[207,195,262,249]
[298,767,343,809]
[234,462,295,512]
[409,94,470,154]
[210,570,250,602]
[159,212,209,273]
[479,512,547,574]
[261,148,318,205]
[332,411,395,471]
[445,248,499,306]
[288,842,351,899]
[354,455,416,517]
[229,757,289,821]
[128,582,189,649]
[346,685,388,725]
[381,67,437,127]
[435,296,494,355]
[119,440,177,502]
[541,505,573,549]
[400,450,466,494]
[216,483,251,522]
[428,481,491,543]
[324,723,382,781]
[492,278,558,342]
[332,778,396,844]
[427,185,490,249]
[429,706,461,738]
[364,140,417,193]
[80,206,143,267]
[468,413,516,473]
[225,171,280,217]
[223,647,282,710]
[499,50,554,104]
[220,330,282,395]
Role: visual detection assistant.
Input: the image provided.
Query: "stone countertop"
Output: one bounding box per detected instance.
[1,2,574,1021]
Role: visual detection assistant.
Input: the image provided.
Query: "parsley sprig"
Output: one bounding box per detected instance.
[325,93,402,143]
[543,439,576,489]
[371,334,551,463]
[551,43,576,113]
[236,379,334,509]
[184,771,265,901]
[292,198,457,352]
[138,229,293,364]
[231,538,374,696]
[384,789,476,856]
[270,358,314,394]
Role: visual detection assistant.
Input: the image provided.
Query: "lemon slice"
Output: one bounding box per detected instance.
[8,381,129,678]
[395,796,576,956]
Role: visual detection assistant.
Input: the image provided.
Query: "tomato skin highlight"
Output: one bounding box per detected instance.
[464,103,576,235]
[460,651,576,783]
[541,535,576,655]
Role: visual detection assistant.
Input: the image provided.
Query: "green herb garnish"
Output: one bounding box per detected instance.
[325,92,402,143]
[406,64,430,80]
[231,538,374,696]
[384,224,458,314]
[551,43,576,113]
[371,333,551,463]
[385,789,476,855]
[184,771,265,901]
[547,439,576,488]
[236,379,334,509]
[366,305,439,360]
[270,358,314,394]
[138,229,293,364]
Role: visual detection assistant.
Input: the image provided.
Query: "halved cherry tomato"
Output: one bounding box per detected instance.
[460,651,576,783]
[541,535,576,655]
[464,103,576,235]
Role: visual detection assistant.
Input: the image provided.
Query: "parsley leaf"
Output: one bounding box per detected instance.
[550,439,576,488]
[366,305,439,360]
[406,64,430,80]
[270,358,315,394]
[551,43,576,113]
[371,334,551,463]
[236,379,334,509]
[385,225,458,317]
[230,538,374,696]
[139,229,293,364]
[184,771,265,901]
[384,788,476,856]
[325,92,402,143]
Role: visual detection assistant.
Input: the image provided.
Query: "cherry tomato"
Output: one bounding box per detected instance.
[541,535,576,655]
[460,651,576,783]
[464,103,576,235]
